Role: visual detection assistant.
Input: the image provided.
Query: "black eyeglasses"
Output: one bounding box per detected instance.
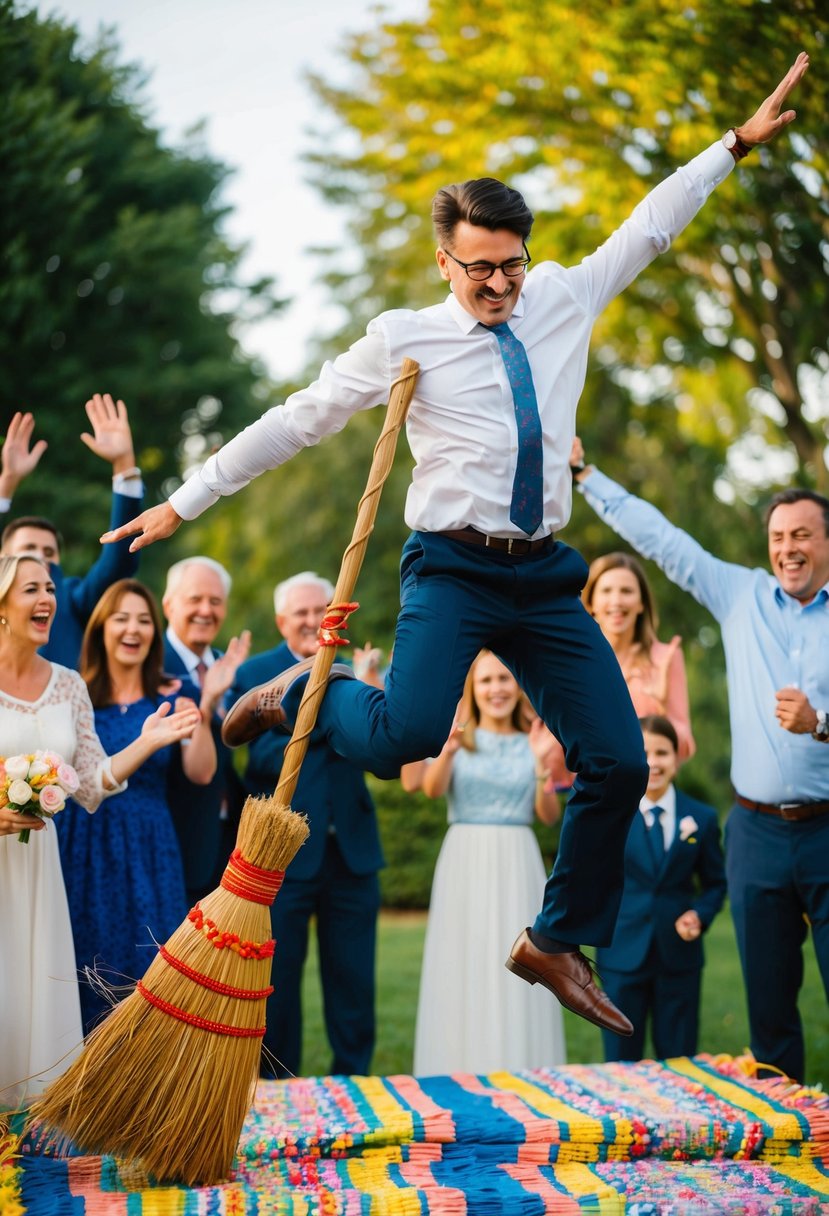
[441,243,531,282]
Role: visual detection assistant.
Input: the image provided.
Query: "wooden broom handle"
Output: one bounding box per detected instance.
[274,358,419,803]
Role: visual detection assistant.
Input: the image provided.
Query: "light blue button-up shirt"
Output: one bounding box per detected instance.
[580,469,829,803]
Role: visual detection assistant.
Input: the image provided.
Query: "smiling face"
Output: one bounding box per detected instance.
[163,564,227,654]
[1,558,56,646]
[589,567,644,644]
[103,590,156,671]
[436,222,527,326]
[276,581,329,658]
[768,500,829,604]
[4,525,60,565]
[471,652,521,730]
[642,730,678,803]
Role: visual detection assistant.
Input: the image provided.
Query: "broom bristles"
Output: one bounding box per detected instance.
[29,796,309,1186]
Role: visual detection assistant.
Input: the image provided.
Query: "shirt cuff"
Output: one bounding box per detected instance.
[169,472,222,521]
[112,473,143,498]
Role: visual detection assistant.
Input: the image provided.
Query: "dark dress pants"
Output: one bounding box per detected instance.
[261,833,380,1079]
[725,804,829,1083]
[317,532,648,948]
[600,950,702,1062]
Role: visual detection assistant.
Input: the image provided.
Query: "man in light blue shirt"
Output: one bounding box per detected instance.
[576,456,829,1081]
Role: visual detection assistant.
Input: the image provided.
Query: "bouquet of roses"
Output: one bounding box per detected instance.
[0,751,80,842]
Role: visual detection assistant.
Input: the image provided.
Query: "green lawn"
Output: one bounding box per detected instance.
[299,905,828,1086]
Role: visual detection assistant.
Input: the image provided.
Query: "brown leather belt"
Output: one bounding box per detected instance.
[735,793,829,822]
[439,527,555,555]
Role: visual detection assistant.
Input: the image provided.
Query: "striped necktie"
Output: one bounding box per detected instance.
[488,321,544,536]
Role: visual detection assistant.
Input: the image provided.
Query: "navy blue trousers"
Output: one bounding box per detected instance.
[317,532,648,948]
[600,954,701,1061]
[725,804,829,1083]
[261,834,380,1079]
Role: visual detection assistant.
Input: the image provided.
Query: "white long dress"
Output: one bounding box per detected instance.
[413,729,567,1075]
[0,664,120,1108]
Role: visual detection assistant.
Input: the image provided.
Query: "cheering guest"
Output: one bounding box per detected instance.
[0,396,144,668]
[413,651,565,1074]
[56,579,218,1033]
[597,715,725,1063]
[582,550,695,762]
[0,556,202,1106]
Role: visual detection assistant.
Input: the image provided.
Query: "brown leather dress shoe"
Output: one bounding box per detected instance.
[222,657,355,748]
[505,928,634,1037]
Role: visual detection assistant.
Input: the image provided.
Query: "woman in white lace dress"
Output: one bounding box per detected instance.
[0,555,203,1108]
[413,651,566,1075]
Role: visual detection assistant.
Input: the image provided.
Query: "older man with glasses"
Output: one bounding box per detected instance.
[104,54,809,1040]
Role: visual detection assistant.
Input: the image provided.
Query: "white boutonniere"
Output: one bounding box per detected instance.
[679,815,699,843]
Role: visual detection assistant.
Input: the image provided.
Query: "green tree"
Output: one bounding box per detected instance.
[0,1,283,593]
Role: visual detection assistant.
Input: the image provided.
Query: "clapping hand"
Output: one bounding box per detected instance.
[140,699,203,746]
[0,412,48,498]
[200,631,252,714]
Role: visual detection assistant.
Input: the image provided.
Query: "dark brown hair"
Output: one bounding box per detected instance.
[638,714,679,752]
[582,551,658,656]
[1,515,63,554]
[80,579,165,707]
[431,177,534,246]
[765,488,829,535]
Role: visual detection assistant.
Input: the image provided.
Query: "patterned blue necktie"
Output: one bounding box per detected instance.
[488,322,544,535]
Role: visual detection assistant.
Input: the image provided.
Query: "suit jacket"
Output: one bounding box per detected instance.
[41,491,141,668]
[597,790,726,976]
[230,642,384,881]
[164,638,245,895]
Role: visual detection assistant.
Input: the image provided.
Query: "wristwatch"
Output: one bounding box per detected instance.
[722,128,751,162]
[813,709,829,742]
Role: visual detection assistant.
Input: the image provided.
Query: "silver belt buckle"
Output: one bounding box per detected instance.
[778,802,801,820]
[506,538,515,554]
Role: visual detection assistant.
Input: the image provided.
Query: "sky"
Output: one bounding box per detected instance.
[40,0,421,381]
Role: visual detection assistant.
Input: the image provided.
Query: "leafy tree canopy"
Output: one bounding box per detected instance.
[0,0,284,596]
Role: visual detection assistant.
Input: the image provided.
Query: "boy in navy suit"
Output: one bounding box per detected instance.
[598,715,726,1062]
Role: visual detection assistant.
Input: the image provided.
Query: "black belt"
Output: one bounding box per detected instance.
[439,527,554,555]
[735,794,829,822]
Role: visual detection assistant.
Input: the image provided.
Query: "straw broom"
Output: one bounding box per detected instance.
[30,357,420,1186]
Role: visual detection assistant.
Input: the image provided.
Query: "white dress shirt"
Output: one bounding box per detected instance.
[641,784,677,851]
[170,143,734,539]
[165,627,216,685]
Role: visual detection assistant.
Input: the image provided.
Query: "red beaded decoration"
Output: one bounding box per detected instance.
[158,945,273,998]
[220,848,285,905]
[187,904,275,959]
[136,982,265,1037]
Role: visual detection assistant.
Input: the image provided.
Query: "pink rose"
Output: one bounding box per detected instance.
[56,763,80,794]
[40,751,63,769]
[38,784,66,814]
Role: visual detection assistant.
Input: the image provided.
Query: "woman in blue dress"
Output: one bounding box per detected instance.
[56,578,217,1033]
[413,650,566,1074]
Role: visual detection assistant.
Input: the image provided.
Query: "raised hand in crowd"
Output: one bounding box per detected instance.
[0,412,49,500]
[352,642,385,688]
[80,393,138,476]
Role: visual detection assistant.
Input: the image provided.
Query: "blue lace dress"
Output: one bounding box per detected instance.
[56,696,188,1033]
[413,729,566,1074]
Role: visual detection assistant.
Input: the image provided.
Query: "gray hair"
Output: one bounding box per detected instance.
[274,571,334,616]
[164,556,232,599]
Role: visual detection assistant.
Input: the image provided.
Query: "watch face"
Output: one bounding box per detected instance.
[723,129,737,149]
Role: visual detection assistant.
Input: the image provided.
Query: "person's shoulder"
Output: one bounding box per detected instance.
[236,644,288,681]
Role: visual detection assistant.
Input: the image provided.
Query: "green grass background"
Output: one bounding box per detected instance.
[299,907,828,1086]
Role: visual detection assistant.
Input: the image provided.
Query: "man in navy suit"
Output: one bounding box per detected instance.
[598,715,726,1062]
[0,395,142,667]
[162,555,250,904]
[229,571,384,1079]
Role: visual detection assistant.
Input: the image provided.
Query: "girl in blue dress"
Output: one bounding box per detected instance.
[56,579,217,1033]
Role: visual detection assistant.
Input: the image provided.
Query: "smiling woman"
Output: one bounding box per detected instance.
[0,559,209,1106]
[55,579,217,1035]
